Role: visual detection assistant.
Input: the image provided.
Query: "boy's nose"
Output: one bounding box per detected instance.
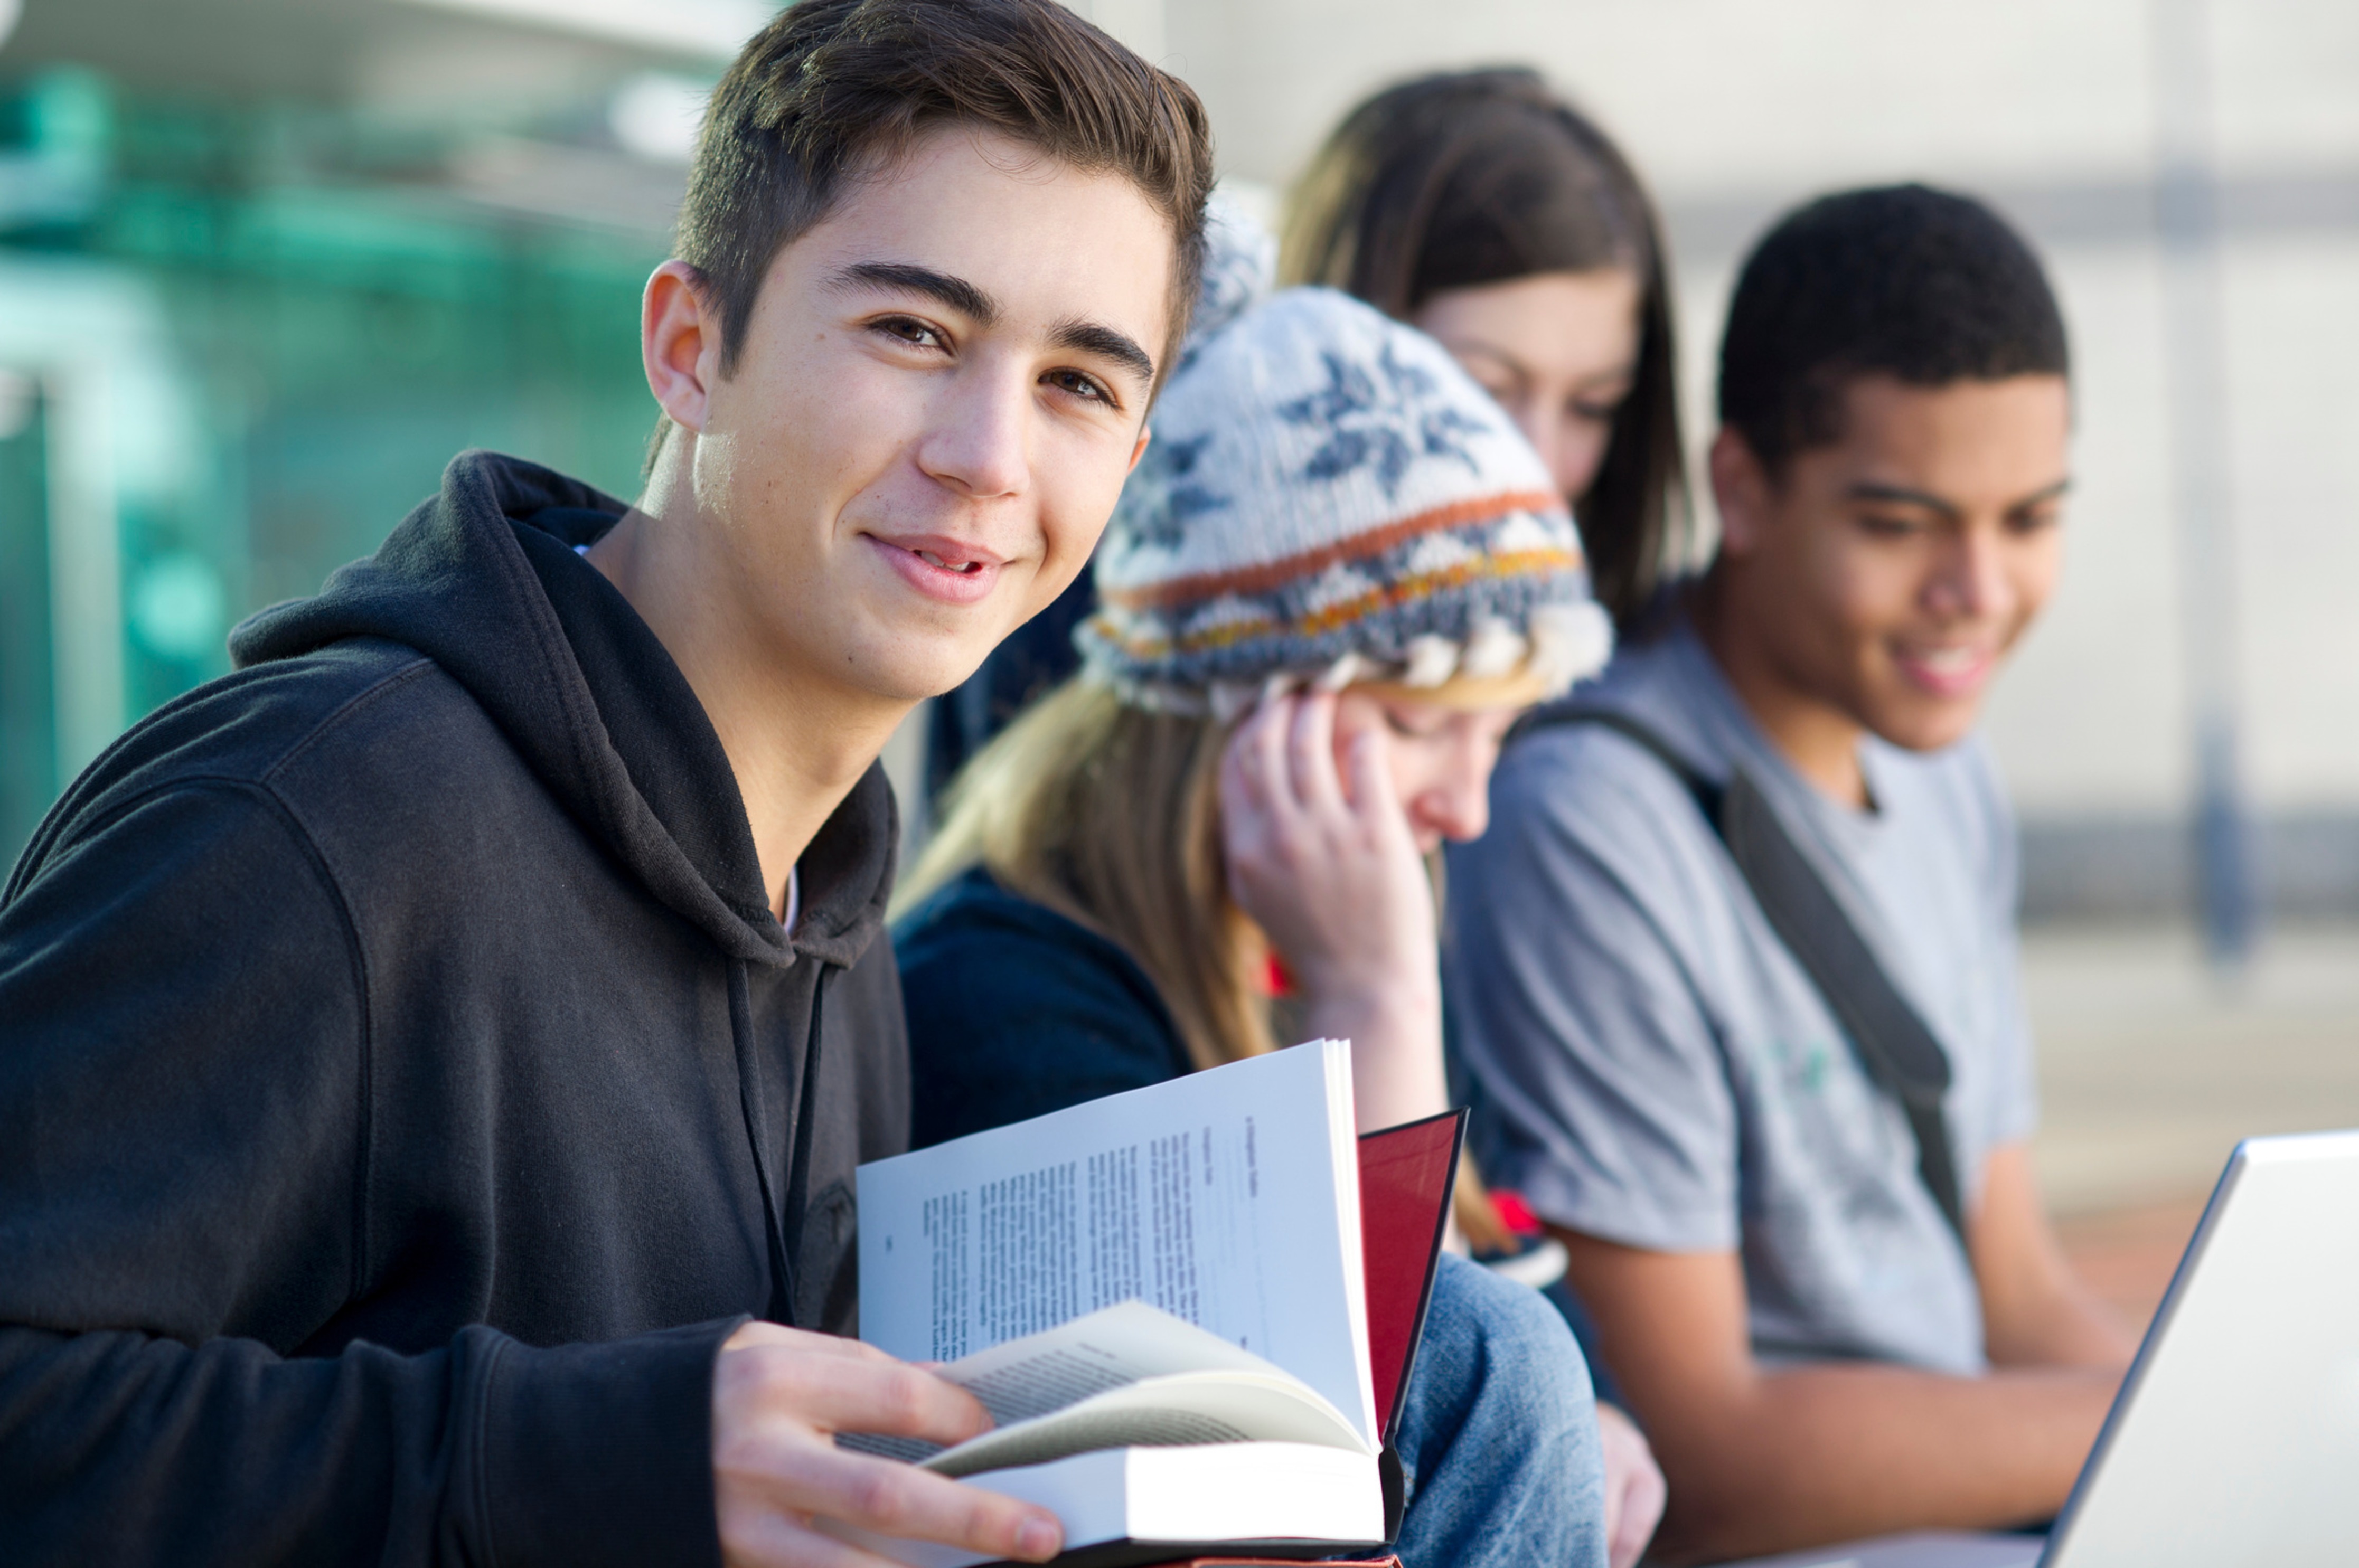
[1927,525,2017,622]
[919,375,1031,500]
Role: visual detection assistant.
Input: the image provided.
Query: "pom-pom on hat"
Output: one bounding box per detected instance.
[1079,287,1614,716]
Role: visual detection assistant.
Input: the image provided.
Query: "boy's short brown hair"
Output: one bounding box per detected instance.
[674,0,1214,390]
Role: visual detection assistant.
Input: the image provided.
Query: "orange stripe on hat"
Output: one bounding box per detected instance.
[1101,490,1568,612]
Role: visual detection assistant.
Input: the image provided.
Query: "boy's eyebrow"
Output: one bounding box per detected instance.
[2007,477,2073,511]
[1847,477,2072,519]
[1051,319,1157,388]
[828,264,1155,389]
[829,261,1000,325]
[1846,481,1962,520]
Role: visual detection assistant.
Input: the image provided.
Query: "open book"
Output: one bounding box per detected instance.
[849,1042,1464,1568]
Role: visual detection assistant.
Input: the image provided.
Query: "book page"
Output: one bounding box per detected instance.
[936,1299,1295,1421]
[840,1299,1362,1468]
[860,1042,1376,1446]
[842,1297,1290,1461]
[924,1371,1369,1477]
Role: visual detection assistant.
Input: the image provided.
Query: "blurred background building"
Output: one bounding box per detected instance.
[3,0,2355,1266]
[0,0,753,859]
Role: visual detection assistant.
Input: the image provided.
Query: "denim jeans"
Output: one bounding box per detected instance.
[1387,1254,1609,1568]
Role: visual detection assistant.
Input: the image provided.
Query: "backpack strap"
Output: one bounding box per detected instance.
[1515,706,1968,1249]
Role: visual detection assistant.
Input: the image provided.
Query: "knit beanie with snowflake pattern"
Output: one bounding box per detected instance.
[1077,286,1614,716]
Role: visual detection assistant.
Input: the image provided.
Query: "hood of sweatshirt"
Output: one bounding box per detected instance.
[230,449,893,971]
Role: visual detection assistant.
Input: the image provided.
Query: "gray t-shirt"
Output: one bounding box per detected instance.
[1443,615,2037,1374]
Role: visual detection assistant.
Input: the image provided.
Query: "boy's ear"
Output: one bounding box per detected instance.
[1127,422,1153,474]
[1707,426,1774,558]
[643,260,722,434]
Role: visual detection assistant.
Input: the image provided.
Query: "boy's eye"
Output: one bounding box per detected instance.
[872,316,944,348]
[1044,369,1114,407]
[1858,513,1923,539]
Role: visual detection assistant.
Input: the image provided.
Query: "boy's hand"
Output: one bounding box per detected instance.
[712,1321,1065,1568]
[1597,1402,1667,1568]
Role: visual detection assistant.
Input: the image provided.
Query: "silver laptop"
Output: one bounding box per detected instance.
[1724,1128,2359,1568]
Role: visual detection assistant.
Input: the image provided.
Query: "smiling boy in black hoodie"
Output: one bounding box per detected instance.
[0,5,1211,1564]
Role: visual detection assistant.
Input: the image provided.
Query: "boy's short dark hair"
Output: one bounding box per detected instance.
[1717,183,2068,473]
[677,0,1214,383]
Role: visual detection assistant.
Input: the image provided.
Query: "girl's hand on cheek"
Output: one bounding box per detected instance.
[1217,692,1438,1008]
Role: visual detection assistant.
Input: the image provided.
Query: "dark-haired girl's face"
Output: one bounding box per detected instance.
[1412,269,1643,504]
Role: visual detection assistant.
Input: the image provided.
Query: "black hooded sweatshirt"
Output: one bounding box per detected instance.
[0,451,909,1566]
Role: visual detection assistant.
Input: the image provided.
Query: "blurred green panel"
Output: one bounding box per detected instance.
[0,68,669,870]
[0,381,54,862]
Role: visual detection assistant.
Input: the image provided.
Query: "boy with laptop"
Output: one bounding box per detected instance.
[1445,185,2140,1562]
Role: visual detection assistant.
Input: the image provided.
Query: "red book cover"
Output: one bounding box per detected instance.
[1357,1109,1467,1444]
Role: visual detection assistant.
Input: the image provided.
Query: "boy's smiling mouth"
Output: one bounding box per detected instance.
[1890,638,1999,698]
[864,530,1008,605]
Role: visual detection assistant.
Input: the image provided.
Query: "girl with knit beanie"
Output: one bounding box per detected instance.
[891,270,1616,1566]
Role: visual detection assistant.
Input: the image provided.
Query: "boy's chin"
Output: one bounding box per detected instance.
[859,640,1005,707]
[1864,693,1985,755]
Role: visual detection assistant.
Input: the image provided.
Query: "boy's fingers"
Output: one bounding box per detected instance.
[725,1345,993,1446]
[745,1446,1063,1562]
[725,1320,905,1362]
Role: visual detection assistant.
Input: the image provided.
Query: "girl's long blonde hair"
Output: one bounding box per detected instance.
[895,679,1276,1070]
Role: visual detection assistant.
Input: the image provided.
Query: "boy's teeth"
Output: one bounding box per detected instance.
[918,550,947,569]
